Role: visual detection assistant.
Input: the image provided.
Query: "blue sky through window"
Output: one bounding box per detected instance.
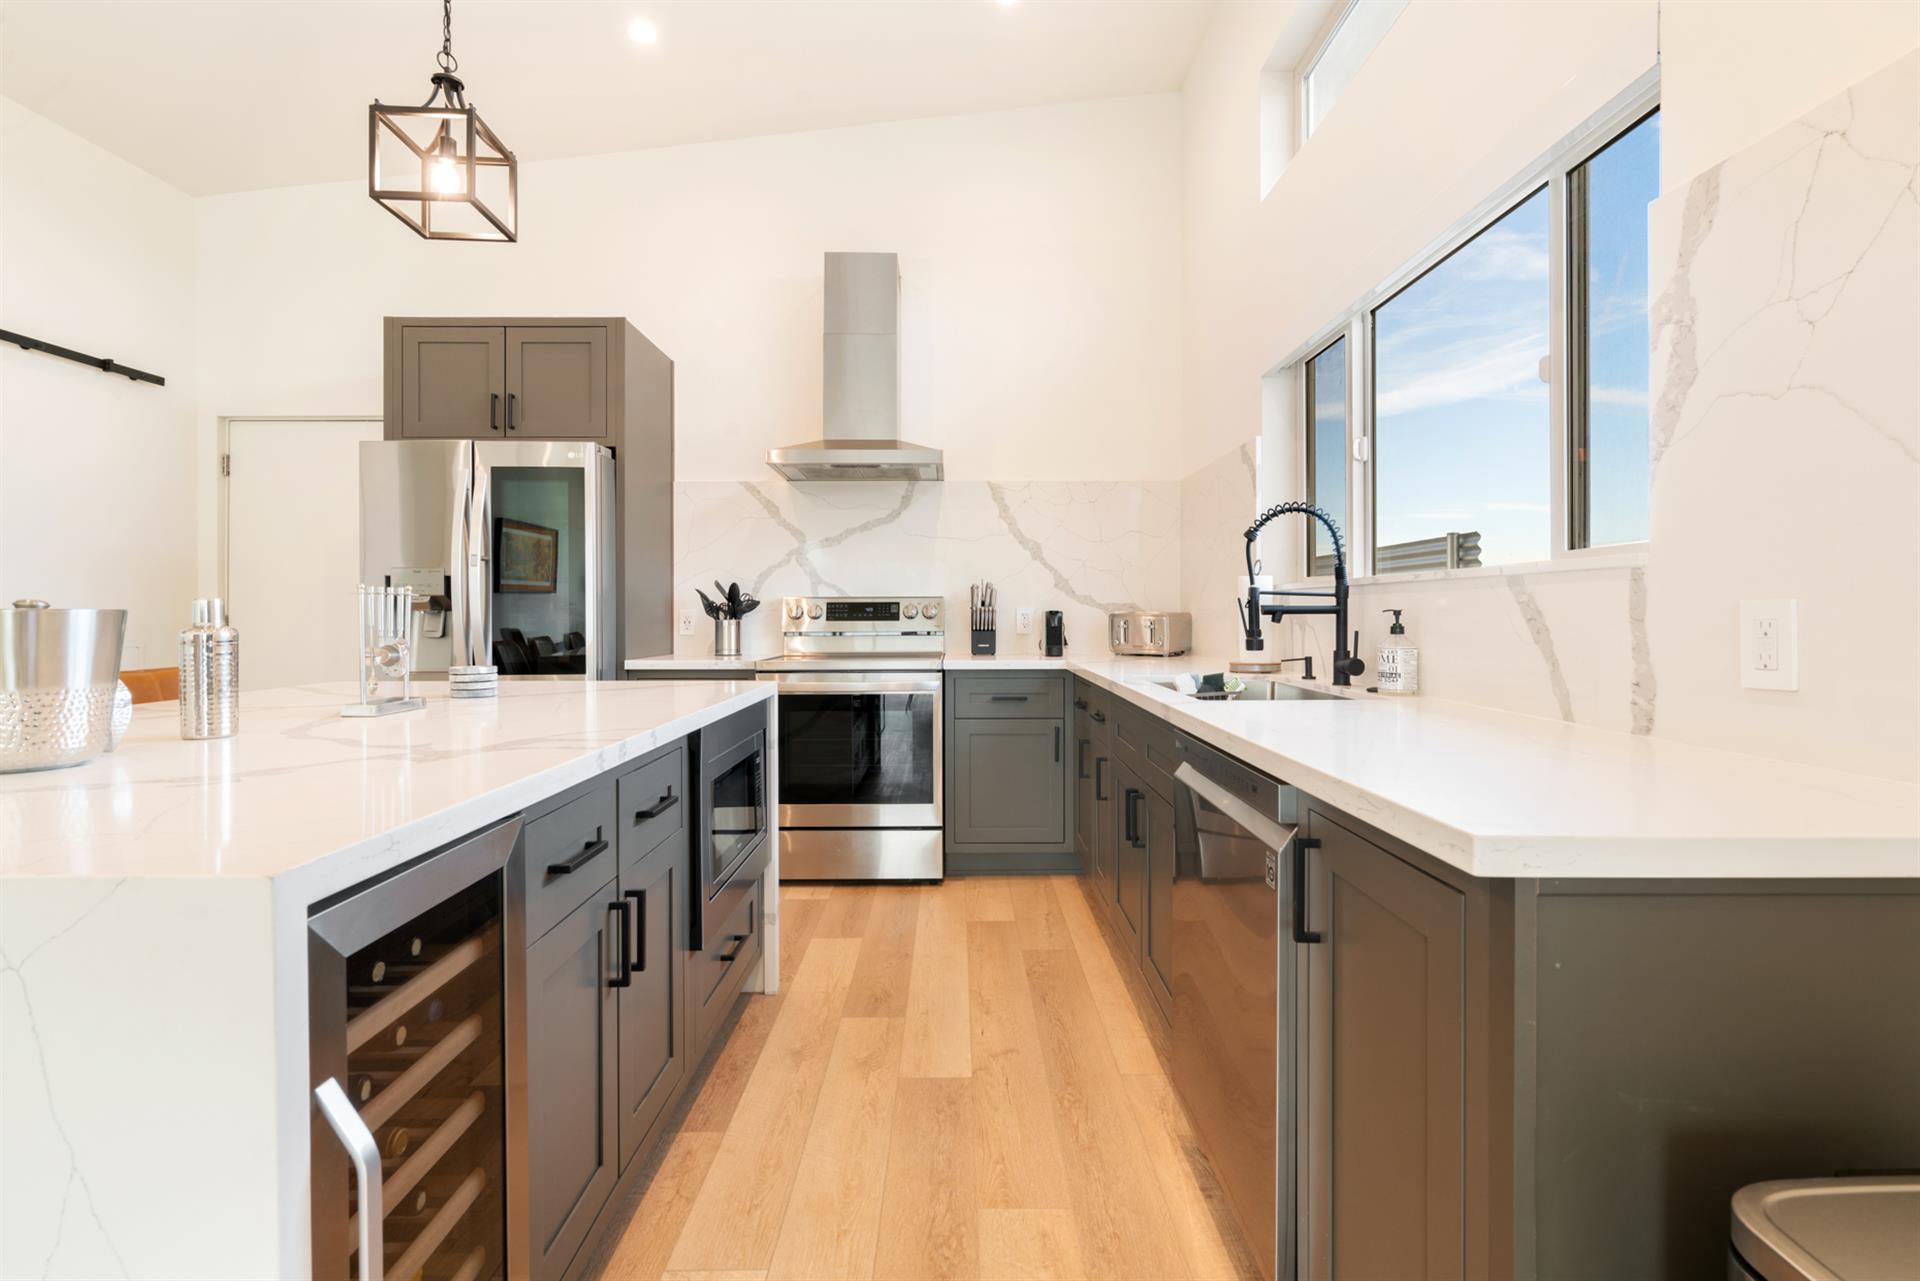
[1374,186,1553,565]
[1308,337,1348,569]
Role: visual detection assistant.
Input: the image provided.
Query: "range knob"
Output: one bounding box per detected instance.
[903,603,920,619]
[807,603,824,620]
[922,601,939,620]
[786,600,805,620]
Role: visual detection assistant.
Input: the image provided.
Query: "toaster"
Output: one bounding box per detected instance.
[1108,611,1192,657]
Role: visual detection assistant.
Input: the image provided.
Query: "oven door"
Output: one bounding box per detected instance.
[760,671,942,830]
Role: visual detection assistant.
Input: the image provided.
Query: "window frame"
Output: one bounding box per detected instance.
[1292,69,1660,580]
[1302,334,1352,575]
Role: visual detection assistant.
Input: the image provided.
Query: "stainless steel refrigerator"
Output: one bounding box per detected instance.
[360,440,619,680]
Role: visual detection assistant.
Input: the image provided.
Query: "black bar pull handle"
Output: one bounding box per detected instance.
[1124,788,1142,846]
[624,889,646,972]
[506,391,517,430]
[1076,738,1089,781]
[489,392,500,431]
[635,791,679,822]
[547,833,609,876]
[1091,710,1107,724]
[1293,836,1322,944]
[1094,756,1108,801]
[989,693,1030,702]
[608,899,633,987]
[1054,725,1062,763]
[1073,697,1088,710]
[719,934,748,964]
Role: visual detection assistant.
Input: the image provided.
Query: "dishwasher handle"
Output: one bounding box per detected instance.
[1172,760,1299,879]
[315,1077,384,1281]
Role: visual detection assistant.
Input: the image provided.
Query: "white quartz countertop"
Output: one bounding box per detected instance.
[0,680,773,902]
[1058,654,1920,878]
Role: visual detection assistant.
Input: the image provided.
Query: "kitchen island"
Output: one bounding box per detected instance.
[0,678,776,1279]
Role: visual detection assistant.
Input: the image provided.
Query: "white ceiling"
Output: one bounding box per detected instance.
[0,0,1215,196]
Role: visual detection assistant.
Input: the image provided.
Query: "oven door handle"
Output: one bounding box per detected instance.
[762,678,942,695]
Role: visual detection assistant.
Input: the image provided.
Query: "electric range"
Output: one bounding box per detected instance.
[755,595,945,881]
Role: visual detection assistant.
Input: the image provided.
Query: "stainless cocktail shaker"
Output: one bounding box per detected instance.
[179,598,239,739]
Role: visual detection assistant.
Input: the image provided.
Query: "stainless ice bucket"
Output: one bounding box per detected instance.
[0,600,128,772]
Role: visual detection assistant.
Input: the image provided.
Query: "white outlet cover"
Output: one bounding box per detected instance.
[678,610,697,636]
[1016,607,1034,635]
[1739,599,1798,691]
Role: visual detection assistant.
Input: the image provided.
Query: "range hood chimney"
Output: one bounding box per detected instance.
[767,252,944,482]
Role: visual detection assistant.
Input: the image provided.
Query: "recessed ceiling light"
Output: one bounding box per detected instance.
[627,16,659,45]
[995,0,1019,8]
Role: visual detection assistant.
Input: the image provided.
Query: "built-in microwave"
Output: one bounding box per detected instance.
[692,702,770,949]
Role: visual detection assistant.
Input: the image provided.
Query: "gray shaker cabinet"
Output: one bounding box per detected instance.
[948,718,1067,848]
[506,326,609,439]
[399,325,507,437]
[1110,759,1147,961]
[615,837,684,1172]
[1141,781,1175,1021]
[523,882,621,1280]
[1300,806,1471,1281]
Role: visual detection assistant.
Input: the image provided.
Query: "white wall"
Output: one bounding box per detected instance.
[0,100,198,668]
[1179,0,1918,780]
[191,92,1184,493]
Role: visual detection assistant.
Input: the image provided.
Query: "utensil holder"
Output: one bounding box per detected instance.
[714,618,742,657]
[971,628,996,656]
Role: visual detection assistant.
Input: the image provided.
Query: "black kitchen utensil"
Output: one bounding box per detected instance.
[695,588,723,619]
[727,582,743,618]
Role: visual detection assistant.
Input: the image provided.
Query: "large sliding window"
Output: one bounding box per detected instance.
[1296,79,1660,578]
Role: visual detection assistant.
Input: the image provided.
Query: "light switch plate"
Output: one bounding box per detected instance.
[1739,599,1798,691]
[1016,607,1034,635]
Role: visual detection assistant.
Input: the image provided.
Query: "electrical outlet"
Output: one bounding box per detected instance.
[1016,607,1034,635]
[1739,599,1798,691]
[679,609,697,637]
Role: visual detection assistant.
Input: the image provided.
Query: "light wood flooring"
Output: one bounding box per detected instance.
[579,876,1260,1281]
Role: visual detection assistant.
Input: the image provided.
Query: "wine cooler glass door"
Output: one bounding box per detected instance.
[309,817,520,1281]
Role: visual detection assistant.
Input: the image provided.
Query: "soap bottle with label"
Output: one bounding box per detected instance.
[1377,608,1418,696]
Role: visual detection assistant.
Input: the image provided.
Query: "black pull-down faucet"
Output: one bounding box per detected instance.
[1239,502,1367,687]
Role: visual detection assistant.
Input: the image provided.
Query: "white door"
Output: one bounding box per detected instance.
[224,419,383,690]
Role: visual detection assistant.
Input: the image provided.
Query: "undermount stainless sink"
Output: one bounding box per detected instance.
[1142,673,1348,702]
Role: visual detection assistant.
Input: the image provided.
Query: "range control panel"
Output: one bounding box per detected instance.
[781,595,944,633]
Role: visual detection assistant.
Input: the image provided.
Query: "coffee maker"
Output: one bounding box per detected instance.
[1043,610,1067,657]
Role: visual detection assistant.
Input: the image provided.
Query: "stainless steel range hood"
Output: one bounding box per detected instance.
[767,252,944,482]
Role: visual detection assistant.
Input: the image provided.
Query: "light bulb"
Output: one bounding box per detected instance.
[627,16,658,44]
[428,134,464,195]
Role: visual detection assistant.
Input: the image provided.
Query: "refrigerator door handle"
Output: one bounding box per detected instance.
[466,450,491,670]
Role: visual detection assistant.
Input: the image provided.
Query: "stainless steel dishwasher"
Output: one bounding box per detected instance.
[1171,733,1301,1281]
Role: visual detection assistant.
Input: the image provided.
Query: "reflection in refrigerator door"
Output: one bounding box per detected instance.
[360,440,619,679]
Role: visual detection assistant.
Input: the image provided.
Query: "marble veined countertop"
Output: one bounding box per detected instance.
[0,679,773,901]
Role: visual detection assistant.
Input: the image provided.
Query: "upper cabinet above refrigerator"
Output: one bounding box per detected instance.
[383,317,677,662]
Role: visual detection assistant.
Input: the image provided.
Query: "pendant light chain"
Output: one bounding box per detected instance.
[437,0,458,74]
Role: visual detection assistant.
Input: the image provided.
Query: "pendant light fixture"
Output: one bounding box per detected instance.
[369,0,517,241]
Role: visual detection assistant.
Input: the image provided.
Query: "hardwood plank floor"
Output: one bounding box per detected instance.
[592,877,1255,1281]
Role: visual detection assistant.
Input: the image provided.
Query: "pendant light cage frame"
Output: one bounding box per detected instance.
[369,99,517,242]
[368,0,517,242]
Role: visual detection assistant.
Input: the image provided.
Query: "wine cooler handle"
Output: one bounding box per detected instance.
[608,899,633,988]
[624,888,646,973]
[315,1077,384,1281]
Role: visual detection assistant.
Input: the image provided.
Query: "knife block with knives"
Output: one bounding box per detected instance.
[970,580,996,655]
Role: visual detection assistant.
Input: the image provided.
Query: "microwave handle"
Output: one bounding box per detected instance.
[315,1077,384,1281]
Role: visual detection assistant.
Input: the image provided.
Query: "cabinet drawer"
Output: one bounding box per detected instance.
[523,782,618,943]
[689,876,761,1059]
[1077,682,1113,742]
[952,674,1066,719]
[1115,702,1179,802]
[617,744,686,870]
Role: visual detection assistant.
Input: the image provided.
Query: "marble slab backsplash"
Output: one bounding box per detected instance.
[673,479,1181,657]
[1179,441,1261,659]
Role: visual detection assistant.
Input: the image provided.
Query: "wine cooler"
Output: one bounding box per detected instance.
[310,818,522,1281]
